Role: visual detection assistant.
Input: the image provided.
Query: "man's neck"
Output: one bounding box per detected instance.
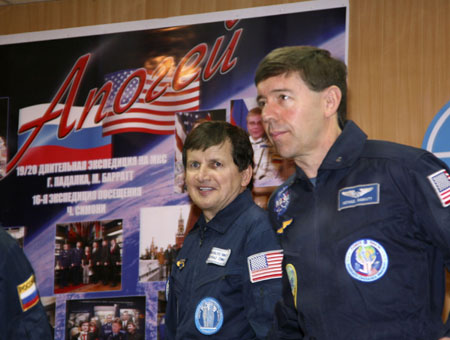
[295,123,342,178]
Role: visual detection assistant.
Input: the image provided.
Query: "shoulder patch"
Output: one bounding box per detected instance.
[273,186,291,217]
[17,274,40,312]
[428,169,450,207]
[247,249,283,283]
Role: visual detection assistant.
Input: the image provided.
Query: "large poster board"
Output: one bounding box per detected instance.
[0,1,348,338]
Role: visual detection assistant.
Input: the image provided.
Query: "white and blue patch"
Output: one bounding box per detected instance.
[206,247,231,266]
[195,297,224,335]
[274,186,291,216]
[345,239,388,282]
[338,183,380,211]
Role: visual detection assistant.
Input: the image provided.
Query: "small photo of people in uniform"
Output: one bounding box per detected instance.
[65,296,145,340]
[54,219,123,294]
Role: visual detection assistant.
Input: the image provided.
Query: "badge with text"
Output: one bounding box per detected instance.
[17,274,40,312]
[345,239,388,282]
[247,249,283,283]
[428,169,450,207]
[274,186,291,217]
[195,297,224,335]
[206,247,231,266]
[338,183,380,211]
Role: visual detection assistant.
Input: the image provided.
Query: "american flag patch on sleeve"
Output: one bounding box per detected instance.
[428,169,450,207]
[247,250,283,283]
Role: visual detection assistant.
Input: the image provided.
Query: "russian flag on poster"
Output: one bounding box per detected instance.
[17,103,112,166]
[17,274,40,312]
[230,98,258,130]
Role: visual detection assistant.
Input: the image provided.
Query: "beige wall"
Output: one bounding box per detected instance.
[1,0,450,148]
[1,0,450,319]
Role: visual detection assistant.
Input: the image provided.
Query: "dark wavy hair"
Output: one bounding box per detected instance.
[182,121,254,186]
[255,45,347,128]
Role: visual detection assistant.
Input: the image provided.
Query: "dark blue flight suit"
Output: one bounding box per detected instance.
[267,121,450,339]
[0,227,52,339]
[166,190,282,339]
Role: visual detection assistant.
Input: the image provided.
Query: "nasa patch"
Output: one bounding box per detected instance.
[274,186,291,216]
[345,239,388,282]
[195,297,224,335]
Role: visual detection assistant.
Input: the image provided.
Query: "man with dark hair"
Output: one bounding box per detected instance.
[71,320,94,340]
[255,45,450,339]
[166,121,282,339]
[71,241,83,286]
[0,227,53,339]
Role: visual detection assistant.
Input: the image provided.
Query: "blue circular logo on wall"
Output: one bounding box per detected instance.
[422,100,450,168]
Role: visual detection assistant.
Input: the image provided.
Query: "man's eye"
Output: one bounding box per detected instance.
[279,94,289,101]
[257,100,266,108]
[213,161,222,168]
[189,161,200,169]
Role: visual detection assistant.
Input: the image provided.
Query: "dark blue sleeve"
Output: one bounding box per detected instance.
[0,230,53,340]
[243,208,283,339]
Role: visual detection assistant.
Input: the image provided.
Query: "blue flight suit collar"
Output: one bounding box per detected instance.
[294,120,368,181]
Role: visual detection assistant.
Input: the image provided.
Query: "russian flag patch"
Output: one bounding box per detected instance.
[17,274,40,312]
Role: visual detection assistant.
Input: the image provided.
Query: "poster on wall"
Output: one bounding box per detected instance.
[0,0,348,338]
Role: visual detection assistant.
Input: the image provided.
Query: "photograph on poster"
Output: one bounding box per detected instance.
[157,290,167,340]
[139,204,191,282]
[41,296,56,335]
[174,109,226,193]
[54,219,123,294]
[231,97,287,188]
[65,296,145,340]
[4,225,26,248]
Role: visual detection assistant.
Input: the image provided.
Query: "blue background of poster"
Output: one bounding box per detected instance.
[0,3,347,339]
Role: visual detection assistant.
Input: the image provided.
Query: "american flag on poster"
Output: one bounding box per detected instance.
[102,69,200,136]
[428,169,450,207]
[247,249,283,283]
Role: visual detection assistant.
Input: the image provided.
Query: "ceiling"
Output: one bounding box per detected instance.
[0,0,55,5]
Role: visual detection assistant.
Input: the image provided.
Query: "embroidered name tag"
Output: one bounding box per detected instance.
[206,247,231,266]
[338,183,380,211]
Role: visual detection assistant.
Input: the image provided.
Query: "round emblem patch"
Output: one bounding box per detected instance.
[345,239,388,282]
[195,297,223,335]
[285,264,298,309]
[274,186,290,216]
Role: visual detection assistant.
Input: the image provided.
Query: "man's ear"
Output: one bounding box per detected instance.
[241,165,253,187]
[323,85,342,118]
